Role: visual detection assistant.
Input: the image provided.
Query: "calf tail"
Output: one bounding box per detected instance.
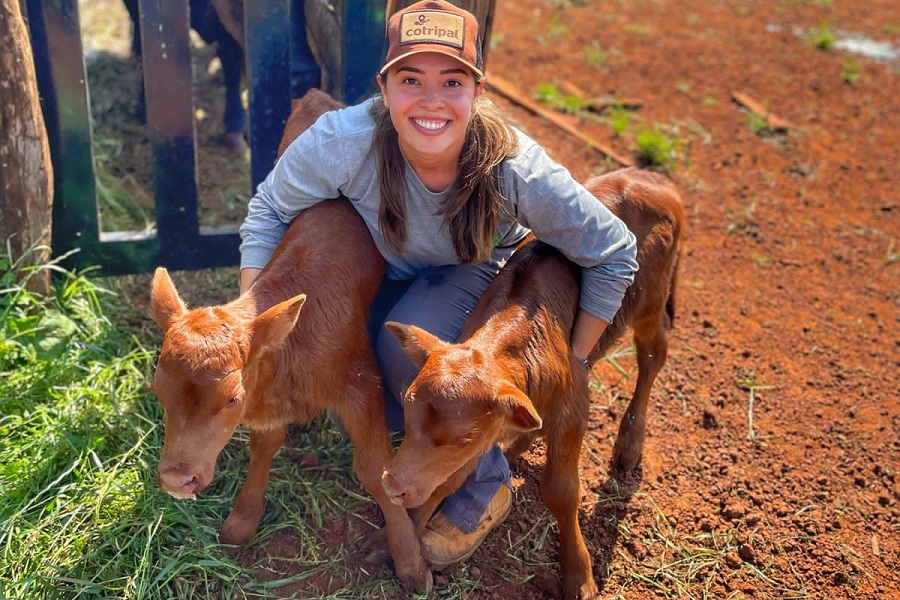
[665,244,681,328]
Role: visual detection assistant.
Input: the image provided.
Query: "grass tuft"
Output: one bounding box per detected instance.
[634,126,680,171]
[840,57,861,84]
[811,22,835,50]
[534,83,591,116]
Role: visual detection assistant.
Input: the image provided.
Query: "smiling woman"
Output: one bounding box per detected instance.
[237,0,638,580]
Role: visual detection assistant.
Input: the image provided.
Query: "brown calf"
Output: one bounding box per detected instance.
[382,168,683,599]
[276,88,349,157]
[150,90,430,592]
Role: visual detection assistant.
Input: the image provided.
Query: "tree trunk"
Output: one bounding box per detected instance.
[0,0,54,295]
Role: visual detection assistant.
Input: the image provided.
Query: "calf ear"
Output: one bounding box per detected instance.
[151,268,188,332]
[250,294,307,355]
[496,382,542,432]
[384,321,444,369]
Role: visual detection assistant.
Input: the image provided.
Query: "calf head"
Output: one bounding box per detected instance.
[149,268,306,499]
[380,322,542,508]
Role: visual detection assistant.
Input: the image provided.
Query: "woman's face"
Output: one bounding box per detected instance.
[378,52,483,166]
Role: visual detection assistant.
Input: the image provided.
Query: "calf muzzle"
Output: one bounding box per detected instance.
[158,463,206,500]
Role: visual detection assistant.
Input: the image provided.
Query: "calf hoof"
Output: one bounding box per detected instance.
[563,576,600,600]
[358,528,390,565]
[612,418,646,473]
[611,436,644,473]
[220,512,260,545]
[359,528,432,593]
[396,557,433,595]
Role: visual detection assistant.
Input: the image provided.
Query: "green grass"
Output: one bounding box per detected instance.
[840,58,861,84]
[608,107,634,138]
[534,83,590,115]
[613,494,809,599]
[585,41,608,67]
[0,248,241,598]
[531,84,696,172]
[92,131,156,233]
[623,23,652,35]
[0,245,371,599]
[634,126,680,171]
[811,22,835,50]
[746,111,772,135]
[536,14,571,45]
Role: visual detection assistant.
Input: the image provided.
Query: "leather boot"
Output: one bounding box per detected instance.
[421,484,513,569]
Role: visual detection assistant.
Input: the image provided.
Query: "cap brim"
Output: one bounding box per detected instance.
[379,47,484,79]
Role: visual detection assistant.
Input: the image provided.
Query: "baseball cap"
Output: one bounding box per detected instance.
[379,0,485,80]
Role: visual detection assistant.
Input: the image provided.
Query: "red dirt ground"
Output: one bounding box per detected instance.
[239,1,899,598]
[481,1,899,597]
[114,0,898,597]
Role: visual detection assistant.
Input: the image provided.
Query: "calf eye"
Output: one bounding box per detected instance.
[227,396,240,407]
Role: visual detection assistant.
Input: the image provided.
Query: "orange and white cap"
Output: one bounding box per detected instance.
[379,0,484,80]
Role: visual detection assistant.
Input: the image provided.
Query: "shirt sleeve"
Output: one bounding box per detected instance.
[238,109,351,270]
[502,139,639,323]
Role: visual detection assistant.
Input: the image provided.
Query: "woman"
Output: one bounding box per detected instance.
[239,0,638,569]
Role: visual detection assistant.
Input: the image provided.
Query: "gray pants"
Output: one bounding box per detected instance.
[370,263,511,533]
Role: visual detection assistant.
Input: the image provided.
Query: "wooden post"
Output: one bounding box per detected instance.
[0,0,54,294]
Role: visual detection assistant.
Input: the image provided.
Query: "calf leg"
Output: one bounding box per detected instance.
[612,317,669,472]
[188,0,246,146]
[221,425,286,544]
[217,31,248,147]
[542,422,598,600]
[336,378,431,593]
[122,0,142,60]
[361,462,472,566]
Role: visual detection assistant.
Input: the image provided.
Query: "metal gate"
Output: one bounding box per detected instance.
[24,0,385,276]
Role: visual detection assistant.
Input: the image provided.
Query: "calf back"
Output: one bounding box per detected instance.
[279,89,344,156]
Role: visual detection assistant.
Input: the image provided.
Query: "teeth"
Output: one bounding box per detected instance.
[413,118,448,130]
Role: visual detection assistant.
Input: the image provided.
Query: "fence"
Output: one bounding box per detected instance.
[24,0,385,276]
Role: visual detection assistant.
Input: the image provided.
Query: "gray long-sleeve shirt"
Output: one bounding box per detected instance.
[239,99,638,323]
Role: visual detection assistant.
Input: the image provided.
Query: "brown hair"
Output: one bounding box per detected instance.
[370,95,519,263]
